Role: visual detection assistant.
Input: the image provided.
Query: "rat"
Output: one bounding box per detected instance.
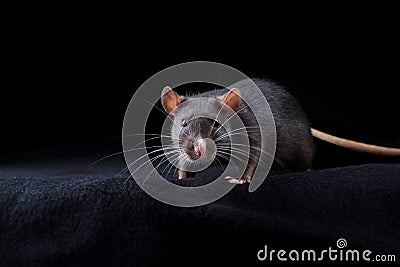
[161,78,400,184]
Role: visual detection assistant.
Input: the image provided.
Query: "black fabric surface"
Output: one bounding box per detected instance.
[1,154,399,266]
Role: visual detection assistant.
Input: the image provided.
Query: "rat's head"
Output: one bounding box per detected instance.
[161,86,241,161]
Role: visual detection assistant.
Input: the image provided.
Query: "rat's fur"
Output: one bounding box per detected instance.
[162,78,315,181]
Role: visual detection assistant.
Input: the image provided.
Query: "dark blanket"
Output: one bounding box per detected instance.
[0,155,399,266]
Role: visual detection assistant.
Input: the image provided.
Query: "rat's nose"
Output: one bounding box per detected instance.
[194,146,202,157]
[193,138,207,158]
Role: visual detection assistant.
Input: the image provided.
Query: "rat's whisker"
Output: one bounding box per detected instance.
[217,146,268,166]
[119,148,178,176]
[216,150,250,166]
[215,132,247,142]
[215,153,240,172]
[120,150,175,177]
[217,145,284,168]
[215,126,259,141]
[220,143,276,159]
[102,135,183,161]
[215,153,230,162]
[119,133,183,143]
[171,153,188,178]
[218,145,272,161]
[209,100,227,136]
[219,125,259,133]
[163,152,186,178]
[214,105,249,135]
[91,144,179,165]
[127,150,179,177]
[123,151,178,184]
[141,153,181,185]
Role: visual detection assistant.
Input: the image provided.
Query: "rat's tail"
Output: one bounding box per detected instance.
[311,128,400,156]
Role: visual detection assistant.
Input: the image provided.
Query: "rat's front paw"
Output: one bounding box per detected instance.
[178,169,188,179]
[224,176,251,184]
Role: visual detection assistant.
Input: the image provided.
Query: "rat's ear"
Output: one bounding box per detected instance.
[161,86,185,114]
[218,88,241,112]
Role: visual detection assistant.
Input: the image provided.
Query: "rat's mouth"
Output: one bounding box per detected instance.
[186,145,203,160]
[182,138,209,161]
[177,137,217,173]
[194,144,202,157]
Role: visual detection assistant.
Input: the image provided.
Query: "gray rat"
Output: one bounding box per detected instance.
[161,78,400,184]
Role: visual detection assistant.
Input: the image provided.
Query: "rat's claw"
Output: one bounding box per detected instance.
[224,176,250,184]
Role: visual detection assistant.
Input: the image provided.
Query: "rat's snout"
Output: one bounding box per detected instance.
[194,145,202,157]
[183,137,207,160]
[194,138,207,157]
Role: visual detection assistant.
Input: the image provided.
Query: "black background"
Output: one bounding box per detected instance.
[2,11,399,168]
[1,8,400,267]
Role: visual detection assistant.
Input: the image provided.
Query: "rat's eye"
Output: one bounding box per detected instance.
[181,119,187,127]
